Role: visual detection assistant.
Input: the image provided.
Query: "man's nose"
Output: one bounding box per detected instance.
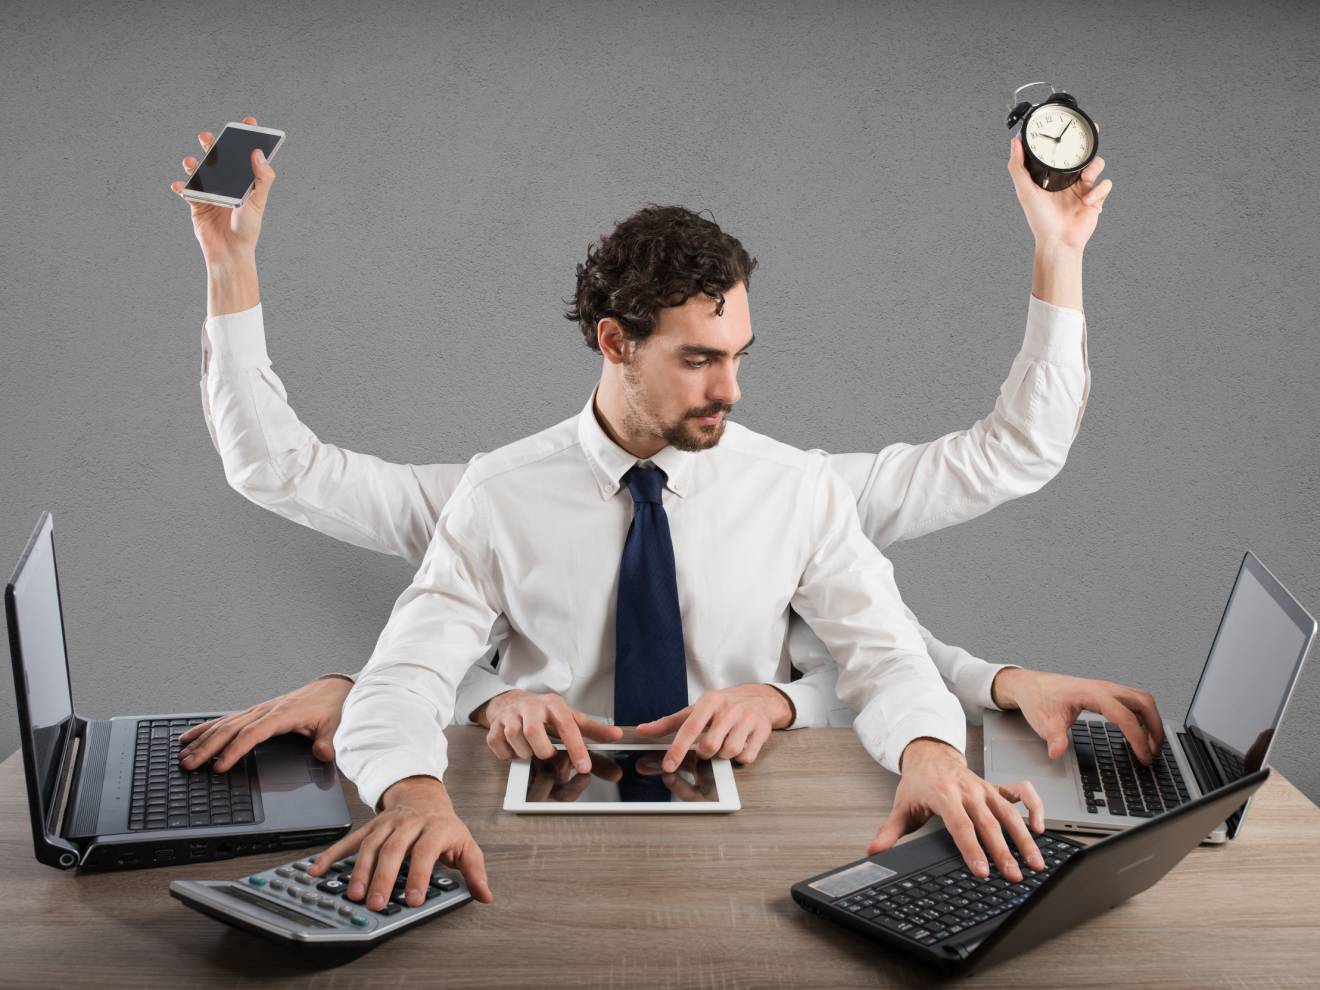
[710,363,741,407]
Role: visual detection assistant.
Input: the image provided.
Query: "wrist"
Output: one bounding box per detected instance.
[206,252,261,318]
[1033,239,1084,261]
[756,684,796,729]
[472,690,518,728]
[380,775,448,810]
[990,667,1028,710]
[899,737,966,773]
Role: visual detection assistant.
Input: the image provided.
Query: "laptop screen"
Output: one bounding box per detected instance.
[1185,553,1314,786]
[6,514,77,826]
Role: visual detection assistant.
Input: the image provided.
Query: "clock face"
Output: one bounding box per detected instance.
[1024,104,1094,171]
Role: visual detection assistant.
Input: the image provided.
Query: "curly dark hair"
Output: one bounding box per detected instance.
[564,205,758,352]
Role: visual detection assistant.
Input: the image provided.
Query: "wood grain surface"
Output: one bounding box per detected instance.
[2,726,1318,989]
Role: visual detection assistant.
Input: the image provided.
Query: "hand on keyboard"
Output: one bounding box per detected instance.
[867,739,1046,881]
[308,776,493,911]
[990,669,1165,765]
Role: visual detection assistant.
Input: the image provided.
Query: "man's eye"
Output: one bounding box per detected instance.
[685,359,709,369]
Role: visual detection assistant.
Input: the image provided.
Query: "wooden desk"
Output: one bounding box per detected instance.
[2,727,1319,988]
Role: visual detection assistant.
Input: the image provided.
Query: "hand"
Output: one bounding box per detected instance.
[178,675,352,772]
[867,739,1046,881]
[526,751,623,803]
[634,683,792,771]
[1007,130,1111,253]
[309,776,492,909]
[477,690,623,774]
[991,667,1164,765]
[635,750,720,801]
[170,113,277,266]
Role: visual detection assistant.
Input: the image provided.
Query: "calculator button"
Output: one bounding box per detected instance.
[300,891,320,904]
[372,903,402,916]
[294,861,313,870]
[247,875,268,887]
[338,905,355,917]
[269,879,287,891]
[350,913,369,928]
[430,875,458,891]
[275,867,296,878]
[317,879,347,895]
[318,897,337,909]
[294,873,316,885]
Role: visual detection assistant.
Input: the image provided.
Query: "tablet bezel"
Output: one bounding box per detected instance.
[502,743,740,814]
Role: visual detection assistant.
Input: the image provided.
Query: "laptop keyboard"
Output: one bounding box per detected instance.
[1210,740,1246,781]
[831,835,1080,947]
[1071,719,1190,818]
[129,718,257,831]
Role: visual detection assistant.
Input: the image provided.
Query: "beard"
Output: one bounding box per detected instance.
[659,402,733,451]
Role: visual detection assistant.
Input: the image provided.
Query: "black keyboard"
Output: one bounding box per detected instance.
[1070,718,1190,818]
[1210,740,1246,781]
[830,835,1080,947]
[129,718,258,831]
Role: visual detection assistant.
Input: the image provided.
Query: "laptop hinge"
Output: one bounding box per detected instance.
[1178,730,1221,796]
[52,715,89,841]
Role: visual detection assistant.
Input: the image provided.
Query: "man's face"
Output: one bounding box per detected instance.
[618,282,752,452]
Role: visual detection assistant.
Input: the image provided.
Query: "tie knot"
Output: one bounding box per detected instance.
[623,465,666,504]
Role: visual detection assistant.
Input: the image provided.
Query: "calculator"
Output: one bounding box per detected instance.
[169,853,473,948]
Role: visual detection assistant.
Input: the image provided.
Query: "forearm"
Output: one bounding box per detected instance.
[207,251,261,318]
[1031,241,1084,311]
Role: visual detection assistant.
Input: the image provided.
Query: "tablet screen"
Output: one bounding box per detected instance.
[525,749,719,803]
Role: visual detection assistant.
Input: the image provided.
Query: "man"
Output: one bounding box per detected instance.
[170,114,1151,908]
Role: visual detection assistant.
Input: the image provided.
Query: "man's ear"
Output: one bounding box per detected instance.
[597,317,632,365]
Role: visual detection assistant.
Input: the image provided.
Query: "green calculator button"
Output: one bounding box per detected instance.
[350,913,369,928]
[247,875,268,887]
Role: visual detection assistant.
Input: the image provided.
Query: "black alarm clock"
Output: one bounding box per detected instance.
[1006,82,1099,191]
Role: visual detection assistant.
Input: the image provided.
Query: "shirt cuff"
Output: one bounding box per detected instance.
[1022,293,1086,364]
[204,302,271,369]
[770,679,831,729]
[350,758,447,815]
[978,663,1021,713]
[853,696,967,774]
[316,672,356,685]
[452,665,513,726]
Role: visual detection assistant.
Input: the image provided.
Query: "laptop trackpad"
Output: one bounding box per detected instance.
[989,739,1072,780]
[254,737,334,789]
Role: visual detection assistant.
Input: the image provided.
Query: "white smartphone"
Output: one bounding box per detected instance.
[503,743,741,814]
[179,121,285,208]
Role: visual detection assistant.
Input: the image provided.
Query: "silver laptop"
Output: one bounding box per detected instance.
[6,513,352,872]
[984,551,1314,843]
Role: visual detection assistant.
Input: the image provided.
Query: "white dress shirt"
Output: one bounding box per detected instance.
[331,393,991,807]
[198,296,1089,782]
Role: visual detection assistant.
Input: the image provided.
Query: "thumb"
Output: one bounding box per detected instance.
[575,712,624,742]
[311,731,336,762]
[1046,731,1069,760]
[247,147,276,210]
[635,706,691,737]
[866,807,911,856]
[1007,135,1033,191]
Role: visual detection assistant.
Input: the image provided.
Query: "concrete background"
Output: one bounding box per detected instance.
[2,0,1317,806]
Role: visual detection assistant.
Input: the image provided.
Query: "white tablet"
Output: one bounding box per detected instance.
[503,744,740,814]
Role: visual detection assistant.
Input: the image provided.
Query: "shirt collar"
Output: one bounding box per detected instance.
[576,388,695,500]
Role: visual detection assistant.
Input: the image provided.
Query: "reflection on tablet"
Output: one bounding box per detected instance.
[525,750,719,803]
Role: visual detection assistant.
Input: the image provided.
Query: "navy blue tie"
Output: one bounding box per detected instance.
[613,465,689,726]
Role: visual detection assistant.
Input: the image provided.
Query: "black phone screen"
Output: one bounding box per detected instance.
[184,126,281,200]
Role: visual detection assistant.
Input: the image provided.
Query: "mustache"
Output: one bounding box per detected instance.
[686,403,734,420]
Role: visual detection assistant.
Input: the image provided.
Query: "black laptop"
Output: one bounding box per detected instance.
[792,768,1269,975]
[5,513,351,872]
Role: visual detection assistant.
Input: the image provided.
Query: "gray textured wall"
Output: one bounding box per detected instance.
[2,0,1318,808]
